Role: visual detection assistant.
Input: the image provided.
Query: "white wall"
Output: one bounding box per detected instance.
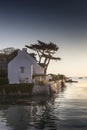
[8,49,44,84]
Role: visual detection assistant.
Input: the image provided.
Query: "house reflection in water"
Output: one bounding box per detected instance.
[0,99,56,130]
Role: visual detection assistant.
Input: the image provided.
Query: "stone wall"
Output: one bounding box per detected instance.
[32,85,50,96]
[32,80,63,96]
[49,80,61,95]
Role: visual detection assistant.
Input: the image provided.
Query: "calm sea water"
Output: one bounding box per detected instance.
[0,78,87,130]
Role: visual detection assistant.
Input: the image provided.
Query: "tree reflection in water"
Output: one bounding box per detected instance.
[0,97,58,130]
[0,80,87,130]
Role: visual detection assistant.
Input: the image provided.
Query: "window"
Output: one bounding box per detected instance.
[20,66,25,73]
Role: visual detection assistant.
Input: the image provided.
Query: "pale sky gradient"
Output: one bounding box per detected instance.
[0,0,87,77]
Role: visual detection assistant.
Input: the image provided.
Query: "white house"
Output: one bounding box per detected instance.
[8,48,44,84]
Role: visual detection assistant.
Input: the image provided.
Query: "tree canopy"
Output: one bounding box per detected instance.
[0,47,18,63]
[25,40,61,74]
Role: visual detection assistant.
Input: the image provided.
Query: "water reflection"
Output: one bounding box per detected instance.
[0,97,58,130]
[0,79,87,130]
[7,106,29,130]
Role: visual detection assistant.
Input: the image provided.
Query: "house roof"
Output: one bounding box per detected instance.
[8,48,44,70]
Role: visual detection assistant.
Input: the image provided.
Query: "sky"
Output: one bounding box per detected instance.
[0,0,87,76]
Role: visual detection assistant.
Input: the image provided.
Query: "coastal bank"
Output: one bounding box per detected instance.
[0,80,65,97]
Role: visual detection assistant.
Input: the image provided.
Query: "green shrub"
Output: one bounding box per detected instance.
[0,83,33,95]
[0,78,9,85]
[36,80,47,86]
[0,69,7,77]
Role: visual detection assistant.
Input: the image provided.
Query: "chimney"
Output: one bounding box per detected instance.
[22,48,27,52]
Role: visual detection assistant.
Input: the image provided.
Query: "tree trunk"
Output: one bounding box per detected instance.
[44,66,47,74]
[44,58,50,74]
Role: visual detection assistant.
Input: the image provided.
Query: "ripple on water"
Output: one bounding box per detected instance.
[0,79,87,129]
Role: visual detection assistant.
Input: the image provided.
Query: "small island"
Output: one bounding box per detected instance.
[0,42,66,97]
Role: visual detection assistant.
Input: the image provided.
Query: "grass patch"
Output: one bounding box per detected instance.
[35,80,48,86]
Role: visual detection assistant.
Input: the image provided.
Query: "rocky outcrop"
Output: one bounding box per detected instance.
[32,80,64,96]
[49,80,61,95]
[32,85,50,96]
